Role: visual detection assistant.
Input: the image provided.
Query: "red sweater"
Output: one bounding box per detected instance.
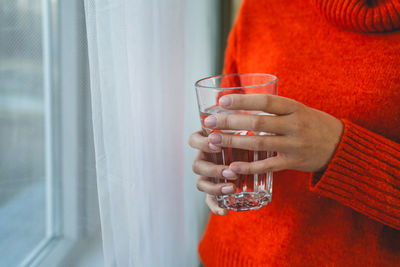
[198,0,400,266]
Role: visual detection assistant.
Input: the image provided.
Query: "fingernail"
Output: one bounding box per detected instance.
[219,96,232,107]
[221,185,234,194]
[204,116,217,128]
[218,210,226,216]
[209,143,220,151]
[222,169,236,178]
[230,165,241,173]
[209,133,222,144]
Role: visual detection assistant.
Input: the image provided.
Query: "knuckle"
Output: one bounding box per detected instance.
[263,164,274,172]
[251,116,264,130]
[201,139,211,151]
[253,137,265,150]
[217,114,228,128]
[249,164,257,174]
[225,115,234,129]
[292,102,306,114]
[293,139,306,150]
[212,186,222,196]
[291,120,305,133]
[242,164,251,174]
[188,133,196,147]
[263,95,270,108]
[233,95,241,107]
[189,131,204,148]
[212,165,223,178]
[192,161,199,173]
[254,160,273,173]
[295,102,306,111]
[188,137,193,147]
[196,179,203,192]
[196,151,204,160]
[290,123,299,133]
[224,135,233,146]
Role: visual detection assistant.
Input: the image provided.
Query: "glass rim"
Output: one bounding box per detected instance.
[195,73,278,90]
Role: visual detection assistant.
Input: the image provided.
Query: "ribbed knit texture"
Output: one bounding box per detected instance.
[199,0,400,266]
[311,120,400,230]
[314,0,400,32]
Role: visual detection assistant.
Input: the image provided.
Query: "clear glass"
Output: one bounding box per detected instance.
[0,2,47,266]
[195,73,278,211]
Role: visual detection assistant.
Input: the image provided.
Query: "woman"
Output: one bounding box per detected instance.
[189,0,400,266]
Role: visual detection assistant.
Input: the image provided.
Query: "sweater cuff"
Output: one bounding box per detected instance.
[309,119,400,229]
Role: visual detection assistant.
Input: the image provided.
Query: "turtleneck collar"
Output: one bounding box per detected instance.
[314,0,400,32]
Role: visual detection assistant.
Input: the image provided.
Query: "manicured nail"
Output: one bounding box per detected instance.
[222,169,236,178]
[219,96,232,107]
[221,185,234,194]
[208,133,222,144]
[230,165,241,173]
[204,116,217,128]
[209,143,220,151]
[218,210,226,216]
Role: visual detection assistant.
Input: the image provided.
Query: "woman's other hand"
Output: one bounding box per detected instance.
[188,131,237,216]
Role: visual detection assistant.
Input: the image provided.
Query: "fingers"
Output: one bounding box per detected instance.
[204,113,288,134]
[205,194,228,216]
[196,177,231,216]
[229,156,288,174]
[196,176,236,196]
[208,132,289,152]
[218,94,302,115]
[188,130,221,153]
[192,154,239,180]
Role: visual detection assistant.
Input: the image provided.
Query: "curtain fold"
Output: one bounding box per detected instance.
[84,1,186,266]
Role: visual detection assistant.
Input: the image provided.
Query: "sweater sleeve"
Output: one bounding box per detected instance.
[310,119,400,230]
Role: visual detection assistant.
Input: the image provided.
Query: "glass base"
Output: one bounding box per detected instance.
[217,191,271,211]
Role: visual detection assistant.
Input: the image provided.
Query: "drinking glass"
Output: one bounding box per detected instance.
[195,73,278,211]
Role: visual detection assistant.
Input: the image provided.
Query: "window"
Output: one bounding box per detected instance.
[0,1,102,266]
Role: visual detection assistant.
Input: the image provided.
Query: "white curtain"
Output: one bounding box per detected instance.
[84,1,218,266]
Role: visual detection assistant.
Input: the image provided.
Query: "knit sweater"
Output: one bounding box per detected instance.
[198,0,400,266]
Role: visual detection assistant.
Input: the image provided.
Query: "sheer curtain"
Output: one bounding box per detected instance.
[84,1,218,266]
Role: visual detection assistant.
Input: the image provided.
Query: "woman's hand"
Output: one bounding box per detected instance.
[189,150,238,215]
[207,94,344,173]
[188,142,238,216]
[189,94,344,215]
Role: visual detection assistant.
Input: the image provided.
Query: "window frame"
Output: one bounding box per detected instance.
[18,0,100,266]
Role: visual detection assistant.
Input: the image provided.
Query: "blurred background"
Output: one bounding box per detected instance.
[0,0,240,266]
